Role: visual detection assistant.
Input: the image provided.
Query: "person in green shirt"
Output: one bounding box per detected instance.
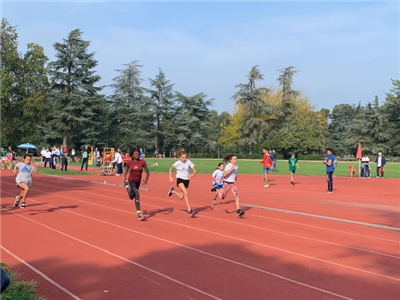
[0,148,7,170]
[288,153,300,185]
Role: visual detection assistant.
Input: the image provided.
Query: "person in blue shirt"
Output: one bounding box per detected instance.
[323,148,335,193]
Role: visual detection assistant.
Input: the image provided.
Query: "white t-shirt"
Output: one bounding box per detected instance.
[224,163,238,183]
[172,159,195,180]
[113,152,123,164]
[361,156,370,164]
[44,150,52,159]
[212,169,224,185]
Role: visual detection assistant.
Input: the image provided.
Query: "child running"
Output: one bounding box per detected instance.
[258,147,272,188]
[124,149,150,221]
[288,153,300,185]
[211,162,224,205]
[14,154,39,208]
[168,150,197,217]
[221,154,245,217]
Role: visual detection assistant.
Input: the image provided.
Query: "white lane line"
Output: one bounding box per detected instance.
[73,188,400,260]
[5,180,399,259]
[242,203,400,232]
[28,175,400,242]
[4,211,222,300]
[7,203,353,300]
[0,246,82,300]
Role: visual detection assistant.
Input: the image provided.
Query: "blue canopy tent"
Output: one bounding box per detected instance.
[17,143,37,153]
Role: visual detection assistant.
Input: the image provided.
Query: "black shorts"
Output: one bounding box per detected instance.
[177,178,190,188]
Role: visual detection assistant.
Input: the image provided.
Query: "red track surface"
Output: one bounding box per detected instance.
[1,168,399,300]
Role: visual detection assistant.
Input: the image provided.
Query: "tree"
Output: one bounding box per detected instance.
[383,79,400,155]
[277,66,299,120]
[328,104,358,155]
[147,69,176,152]
[109,61,153,151]
[0,19,22,146]
[47,29,107,147]
[233,66,269,154]
[171,92,213,153]
[19,43,50,144]
[218,108,243,151]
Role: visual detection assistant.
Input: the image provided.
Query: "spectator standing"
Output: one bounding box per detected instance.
[70,148,75,162]
[44,148,51,168]
[40,147,47,166]
[323,148,335,193]
[112,148,124,176]
[80,145,90,171]
[272,150,277,172]
[374,152,386,178]
[139,148,145,160]
[60,145,68,171]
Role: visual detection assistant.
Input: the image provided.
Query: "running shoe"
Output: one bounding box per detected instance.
[138,213,146,221]
[20,202,26,208]
[237,209,245,217]
[211,186,217,192]
[14,196,20,207]
[168,186,174,197]
[188,209,196,217]
[212,200,216,206]
[264,184,270,188]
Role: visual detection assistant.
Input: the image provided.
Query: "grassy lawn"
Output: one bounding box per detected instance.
[0,263,45,300]
[146,158,400,179]
[36,167,97,176]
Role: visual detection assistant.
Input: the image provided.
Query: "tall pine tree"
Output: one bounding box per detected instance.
[47,29,107,147]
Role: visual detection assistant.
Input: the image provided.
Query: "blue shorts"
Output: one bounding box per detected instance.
[212,183,223,190]
[263,168,270,174]
[290,169,296,174]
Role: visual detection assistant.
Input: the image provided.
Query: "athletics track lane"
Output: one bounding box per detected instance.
[1,170,399,299]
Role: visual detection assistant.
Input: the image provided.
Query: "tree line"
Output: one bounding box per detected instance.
[1,19,399,158]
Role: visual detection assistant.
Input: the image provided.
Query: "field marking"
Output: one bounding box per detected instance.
[3,180,400,259]
[242,203,400,232]
[4,202,354,300]
[0,246,82,300]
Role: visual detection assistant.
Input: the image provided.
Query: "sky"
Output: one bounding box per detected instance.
[1,0,399,114]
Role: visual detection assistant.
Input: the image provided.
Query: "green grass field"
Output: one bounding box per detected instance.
[36,167,96,176]
[145,158,400,179]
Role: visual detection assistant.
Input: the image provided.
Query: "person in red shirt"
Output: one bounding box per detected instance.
[123,152,130,168]
[123,150,150,220]
[258,147,272,188]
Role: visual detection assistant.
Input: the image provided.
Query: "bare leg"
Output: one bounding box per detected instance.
[177,183,190,211]
[17,182,30,204]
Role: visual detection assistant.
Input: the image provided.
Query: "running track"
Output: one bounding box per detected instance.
[1,169,399,299]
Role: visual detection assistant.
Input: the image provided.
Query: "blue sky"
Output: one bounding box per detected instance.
[2,0,399,113]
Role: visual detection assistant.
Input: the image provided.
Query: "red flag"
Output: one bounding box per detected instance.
[356,143,362,159]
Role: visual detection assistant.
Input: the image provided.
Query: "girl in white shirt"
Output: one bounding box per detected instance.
[168,150,197,217]
[211,163,224,205]
[221,154,245,217]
